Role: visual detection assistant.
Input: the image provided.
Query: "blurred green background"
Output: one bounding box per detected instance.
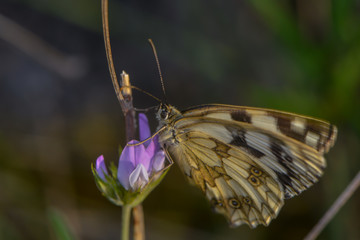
[1,0,359,239]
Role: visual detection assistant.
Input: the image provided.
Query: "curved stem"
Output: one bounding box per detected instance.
[101,0,125,105]
[101,1,145,239]
[121,205,132,240]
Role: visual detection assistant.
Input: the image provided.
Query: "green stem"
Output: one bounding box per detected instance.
[121,205,132,240]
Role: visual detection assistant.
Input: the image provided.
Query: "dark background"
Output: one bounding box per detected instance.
[0,0,359,239]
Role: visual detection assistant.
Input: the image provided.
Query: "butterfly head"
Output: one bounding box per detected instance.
[156,103,181,126]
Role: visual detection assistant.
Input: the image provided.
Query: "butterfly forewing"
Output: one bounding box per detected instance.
[157,104,337,228]
[182,104,337,153]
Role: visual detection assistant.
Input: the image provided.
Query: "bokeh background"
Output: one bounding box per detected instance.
[1,0,359,239]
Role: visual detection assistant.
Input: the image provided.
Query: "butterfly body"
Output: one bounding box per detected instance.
[156,103,337,228]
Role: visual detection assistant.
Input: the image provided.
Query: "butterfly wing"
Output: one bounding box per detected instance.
[182,104,337,154]
[181,104,337,196]
[159,104,337,227]
[163,131,284,227]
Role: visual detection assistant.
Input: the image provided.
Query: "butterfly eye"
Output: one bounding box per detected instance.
[159,105,169,120]
[160,109,168,119]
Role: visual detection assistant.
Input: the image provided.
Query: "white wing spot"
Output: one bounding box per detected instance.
[291,117,306,135]
[305,131,320,148]
[251,115,278,132]
[205,113,232,120]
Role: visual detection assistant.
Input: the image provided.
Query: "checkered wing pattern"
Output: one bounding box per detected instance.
[158,104,337,228]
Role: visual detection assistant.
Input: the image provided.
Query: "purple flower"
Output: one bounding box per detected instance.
[118,113,165,190]
[95,155,108,180]
[94,113,165,192]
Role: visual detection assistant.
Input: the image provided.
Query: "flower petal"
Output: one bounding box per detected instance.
[134,143,152,172]
[118,140,152,188]
[119,140,137,165]
[145,134,163,155]
[119,140,152,170]
[145,138,156,155]
[118,142,138,190]
[96,155,108,180]
[139,113,151,142]
[151,151,165,172]
[118,160,134,190]
[129,164,149,190]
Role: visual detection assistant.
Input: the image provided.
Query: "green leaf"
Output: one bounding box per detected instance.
[48,208,75,240]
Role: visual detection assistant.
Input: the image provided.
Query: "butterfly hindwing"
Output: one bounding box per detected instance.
[163,131,283,227]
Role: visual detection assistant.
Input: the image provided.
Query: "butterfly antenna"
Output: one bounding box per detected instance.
[148,39,168,104]
[119,85,162,103]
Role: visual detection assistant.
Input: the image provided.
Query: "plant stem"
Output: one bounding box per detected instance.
[122,205,132,240]
[120,73,145,240]
[304,171,360,240]
[101,1,145,239]
[132,204,145,240]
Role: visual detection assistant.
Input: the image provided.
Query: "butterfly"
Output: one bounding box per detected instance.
[102,28,337,227]
[155,103,337,228]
